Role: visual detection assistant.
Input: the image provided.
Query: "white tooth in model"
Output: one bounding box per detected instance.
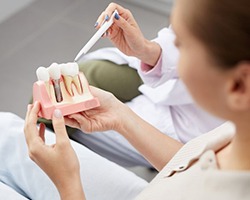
[48,63,63,102]
[71,62,82,94]
[60,63,73,96]
[61,62,82,96]
[36,66,50,96]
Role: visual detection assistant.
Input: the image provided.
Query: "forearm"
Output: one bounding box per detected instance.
[56,175,86,200]
[136,40,162,67]
[116,105,183,171]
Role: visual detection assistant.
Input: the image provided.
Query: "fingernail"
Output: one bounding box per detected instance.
[54,109,62,119]
[105,14,109,21]
[94,22,98,28]
[114,13,119,20]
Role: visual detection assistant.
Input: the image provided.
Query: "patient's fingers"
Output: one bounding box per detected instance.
[66,113,93,133]
[64,116,81,129]
[25,104,32,119]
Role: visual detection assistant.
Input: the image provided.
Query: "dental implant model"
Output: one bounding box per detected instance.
[36,66,50,96]
[60,62,82,96]
[33,62,100,119]
[48,63,63,103]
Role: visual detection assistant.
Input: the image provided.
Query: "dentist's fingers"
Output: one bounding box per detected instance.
[24,101,41,143]
[25,104,32,121]
[103,3,128,19]
[95,11,108,28]
[39,123,46,142]
[25,102,40,127]
[52,109,70,145]
[111,12,135,35]
[95,3,128,29]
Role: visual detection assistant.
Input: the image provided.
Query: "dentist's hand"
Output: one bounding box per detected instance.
[24,102,85,199]
[96,2,161,66]
[64,86,128,134]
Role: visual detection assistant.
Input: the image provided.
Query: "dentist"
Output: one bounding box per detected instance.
[65,2,224,167]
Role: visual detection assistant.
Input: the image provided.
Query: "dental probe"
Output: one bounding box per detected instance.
[74,9,118,62]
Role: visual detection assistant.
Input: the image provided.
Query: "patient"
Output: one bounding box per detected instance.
[24,0,250,199]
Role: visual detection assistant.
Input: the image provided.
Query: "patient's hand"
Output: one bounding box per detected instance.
[24,102,85,199]
[64,86,128,133]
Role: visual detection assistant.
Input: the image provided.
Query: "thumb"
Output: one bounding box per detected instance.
[52,109,69,144]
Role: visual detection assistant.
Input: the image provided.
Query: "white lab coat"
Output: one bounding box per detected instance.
[71,27,225,167]
[81,27,224,143]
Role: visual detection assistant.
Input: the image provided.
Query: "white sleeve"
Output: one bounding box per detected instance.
[153,27,179,78]
[138,27,180,87]
[0,182,28,200]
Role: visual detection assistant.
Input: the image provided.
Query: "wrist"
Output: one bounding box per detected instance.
[56,173,85,200]
[114,104,139,137]
[137,40,161,67]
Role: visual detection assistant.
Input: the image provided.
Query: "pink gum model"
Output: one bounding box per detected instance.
[33,72,100,119]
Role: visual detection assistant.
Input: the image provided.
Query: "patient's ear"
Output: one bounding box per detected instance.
[226,62,250,111]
